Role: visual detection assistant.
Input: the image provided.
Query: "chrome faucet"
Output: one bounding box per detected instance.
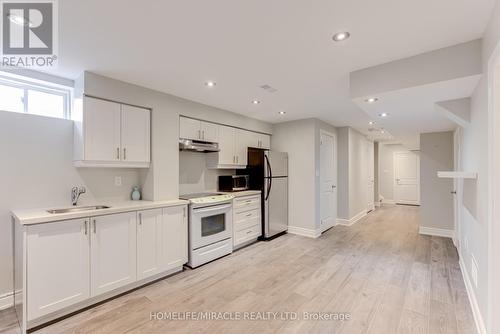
[71,186,86,206]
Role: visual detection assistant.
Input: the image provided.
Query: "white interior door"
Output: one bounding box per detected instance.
[394,151,420,205]
[320,131,337,232]
[367,141,375,211]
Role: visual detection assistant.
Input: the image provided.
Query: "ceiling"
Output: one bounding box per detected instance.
[49,0,494,140]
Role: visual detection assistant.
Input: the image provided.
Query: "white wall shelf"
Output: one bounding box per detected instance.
[437,171,477,179]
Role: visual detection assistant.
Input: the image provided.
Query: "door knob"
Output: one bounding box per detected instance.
[451,190,457,194]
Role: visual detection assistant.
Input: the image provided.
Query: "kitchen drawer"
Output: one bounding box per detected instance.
[234,195,261,213]
[234,208,260,224]
[234,214,261,232]
[234,223,261,247]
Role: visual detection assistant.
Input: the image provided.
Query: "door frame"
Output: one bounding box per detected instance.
[366,140,375,212]
[393,150,420,205]
[319,129,338,232]
[453,127,462,250]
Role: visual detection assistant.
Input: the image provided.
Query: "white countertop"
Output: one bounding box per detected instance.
[12,199,189,225]
[220,190,261,198]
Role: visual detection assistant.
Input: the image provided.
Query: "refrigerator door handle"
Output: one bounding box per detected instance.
[265,154,273,201]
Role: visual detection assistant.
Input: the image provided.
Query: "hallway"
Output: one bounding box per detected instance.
[1,205,475,334]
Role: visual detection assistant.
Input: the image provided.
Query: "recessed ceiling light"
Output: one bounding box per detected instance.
[252,100,261,104]
[278,111,286,115]
[205,81,216,87]
[365,97,379,103]
[7,13,32,27]
[332,31,350,42]
[369,121,375,125]
[379,112,389,117]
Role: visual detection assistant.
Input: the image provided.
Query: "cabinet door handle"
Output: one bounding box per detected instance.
[117,147,120,160]
[183,207,186,218]
[237,156,239,163]
[93,219,97,234]
[123,148,126,160]
[138,212,142,225]
[198,130,201,140]
[202,130,205,140]
[84,220,88,235]
[246,213,252,217]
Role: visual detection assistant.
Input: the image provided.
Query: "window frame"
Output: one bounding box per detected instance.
[0,75,72,119]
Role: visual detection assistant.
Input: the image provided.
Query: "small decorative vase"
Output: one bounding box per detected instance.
[131,186,141,201]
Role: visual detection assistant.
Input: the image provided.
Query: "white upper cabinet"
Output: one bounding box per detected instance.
[90,212,137,297]
[245,131,271,149]
[180,116,219,142]
[207,126,248,168]
[200,121,218,142]
[74,96,150,168]
[26,218,90,320]
[121,104,150,164]
[83,97,121,162]
[180,117,202,141]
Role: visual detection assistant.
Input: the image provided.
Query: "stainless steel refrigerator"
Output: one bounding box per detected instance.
[241,148,288,239]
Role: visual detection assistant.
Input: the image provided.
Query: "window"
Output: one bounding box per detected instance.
[0,76,71,119]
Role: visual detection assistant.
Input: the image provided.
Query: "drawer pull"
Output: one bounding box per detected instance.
[246,213,252,217]
[246,230,253,234]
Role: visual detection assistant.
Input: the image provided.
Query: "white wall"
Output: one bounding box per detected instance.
[337,127,369,220]
[78,72,272,202]
[0,71,273,304]
[0,111,140,303]
[457,3,500,330]
[420,131,454,231]
[271,119,316,231]
[378,143,407,202]
[179,151,234,194]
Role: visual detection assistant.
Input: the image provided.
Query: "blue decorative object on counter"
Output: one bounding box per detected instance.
[131,186,141,201]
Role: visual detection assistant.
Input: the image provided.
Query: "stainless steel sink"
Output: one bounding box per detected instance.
[46,205,111,214]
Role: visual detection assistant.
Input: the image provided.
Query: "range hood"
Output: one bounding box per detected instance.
[179,138,220,152]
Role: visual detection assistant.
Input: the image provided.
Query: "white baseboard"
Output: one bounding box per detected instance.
[0,291,14,310]
[459,257,487,334]
[337,210,367,226]
[419,226,455,238]
[288,226,321,238]
[382,199,396,205]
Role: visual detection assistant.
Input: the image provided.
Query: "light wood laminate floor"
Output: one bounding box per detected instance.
[0,205,476,334]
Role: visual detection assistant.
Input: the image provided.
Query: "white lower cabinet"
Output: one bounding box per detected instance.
[233,195,262,249]
[26,218,90,320]
[19,204,188,330]
[162,206,188,271]
[137,209,163,280]
[90,212,137,296]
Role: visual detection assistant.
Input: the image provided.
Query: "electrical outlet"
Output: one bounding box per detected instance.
[114,176,122,187]
[471,254,479,288]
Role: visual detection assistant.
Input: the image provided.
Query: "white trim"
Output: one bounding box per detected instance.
[418,226,454,238]
[487,37,500,334]
[0,291,15,310]
[337,210,367,226]
[287,226,321,238]
[460,258,487,334]
[382,199,396,205]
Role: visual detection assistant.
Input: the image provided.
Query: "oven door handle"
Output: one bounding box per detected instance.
[192,204,232,214]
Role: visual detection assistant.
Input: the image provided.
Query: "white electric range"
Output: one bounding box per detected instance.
[179,192,234,268]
